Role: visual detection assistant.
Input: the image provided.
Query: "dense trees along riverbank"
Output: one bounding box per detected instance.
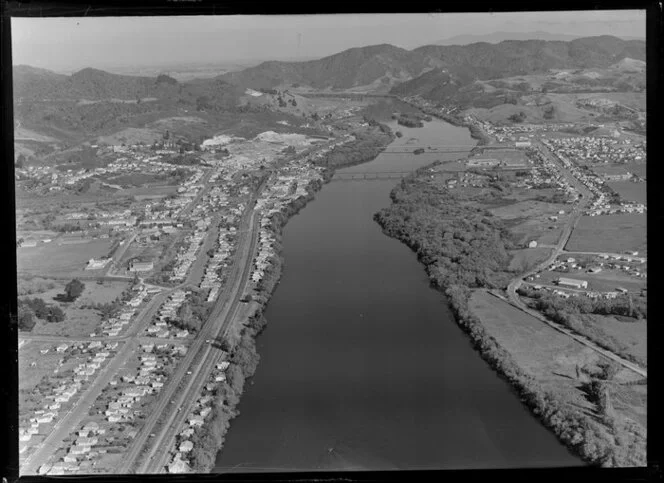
[185,126,394,472]
[374,166,646,467]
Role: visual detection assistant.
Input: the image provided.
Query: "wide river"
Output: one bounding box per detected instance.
[214,119,583,472]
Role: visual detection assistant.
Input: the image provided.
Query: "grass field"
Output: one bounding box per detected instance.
[566,214,646,255]
[107,172,170,187]
[17,238,114,276]
[31,307,102,338]
[607,181,647,205]
[508,247,552,273]
[77,281,129,305]
[577,314,647,367]
[17,276,58,296]
[18,341,71,392]
[469,289,647,431]
[20,280,126,337]
[623,163,647,179]
[96,127,163,146]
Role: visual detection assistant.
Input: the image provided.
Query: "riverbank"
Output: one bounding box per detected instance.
[184,126,395,473]
[373,167,646,467]
[398,98,491,146]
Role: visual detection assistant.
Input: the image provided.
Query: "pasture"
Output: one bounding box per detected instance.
[607,181,647,204]
[17,238,114,276]
[566,214,646,254]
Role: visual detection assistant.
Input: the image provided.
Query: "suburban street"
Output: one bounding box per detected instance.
[119,184,265,473]
[503,139,647,378]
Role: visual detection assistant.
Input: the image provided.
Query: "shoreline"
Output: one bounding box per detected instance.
[185,126,395,473]
[373,166,646,467]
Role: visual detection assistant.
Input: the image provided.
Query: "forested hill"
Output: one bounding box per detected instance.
[216,35,643,92]
[15,35,644,101]
[13,66,180,100]
[217,44,435,90]
[392,36,646,104]
[411,35,645,81]
[13,65,244,108]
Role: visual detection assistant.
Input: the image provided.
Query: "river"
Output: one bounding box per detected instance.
[214,119,583,472]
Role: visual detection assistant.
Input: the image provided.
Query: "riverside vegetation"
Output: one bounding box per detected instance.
[183,126,394,472]
[374,166,646,467]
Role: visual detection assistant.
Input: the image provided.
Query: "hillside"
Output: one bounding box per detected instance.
[13,66,247,147]
[393,36,645,105]
[214,36,644,103]
[433,31,584,45]
[13,35,645,145]
[218,44,435,90]
[412,36,645,81]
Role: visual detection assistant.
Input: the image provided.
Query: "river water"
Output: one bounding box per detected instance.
[214,119,583,472]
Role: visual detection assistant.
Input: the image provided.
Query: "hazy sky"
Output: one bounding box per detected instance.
[12,11,645,72]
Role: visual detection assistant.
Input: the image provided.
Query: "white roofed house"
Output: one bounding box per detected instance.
[557,277,588,290]
[179,440,194,453]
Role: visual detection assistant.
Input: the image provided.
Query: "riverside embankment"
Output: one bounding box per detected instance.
[183,126,395,472]
[213,118,582,473]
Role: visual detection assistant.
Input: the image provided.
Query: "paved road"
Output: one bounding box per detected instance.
[142,226,260,474]
[119,181,266,473]
[19,286,177,475]
[105,231,138,277]
[503,139,647,378]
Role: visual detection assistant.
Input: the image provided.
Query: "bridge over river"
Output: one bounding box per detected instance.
[332,171,412,181]
[381,145,475,154]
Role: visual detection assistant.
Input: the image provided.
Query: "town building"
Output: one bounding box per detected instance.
[85,258,111,270]
[557,277,588,289]
[467,158,499,167]
[129,260,154,272]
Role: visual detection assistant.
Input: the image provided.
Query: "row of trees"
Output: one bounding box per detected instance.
[374,164,646,466]
[18,298,65,331]
[517,285,647,320]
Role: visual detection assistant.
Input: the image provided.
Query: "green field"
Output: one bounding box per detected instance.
[607,181,647,204]
[624,162,647,179]
[576,314,647,367]
[566,214,646,254]
[17,238,114,275]
[469,289,646,432]
[508,247,552,273]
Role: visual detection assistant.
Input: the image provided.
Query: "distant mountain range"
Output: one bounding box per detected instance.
[432,31,644,46]
[217,35,644,92]
[218,43,435,91]
[14,35,645,110]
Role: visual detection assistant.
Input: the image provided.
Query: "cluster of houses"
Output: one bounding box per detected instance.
[524,252,646,299]
[38,343,187,475]
[526,283,626,300]
[145,290,191,338]
[201,229,234,302]
[167,359,231,473]
[401,96,462,118]
[19,341,119,463]
[549,254,646,279]
[452,171,488,188]
[251,166,324,285]
[93,284,159,338]
[542,135,645,166]
[37,421,107,475]
[465,117,577,143]
[540,139,646,216]
[170,218,211,282]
